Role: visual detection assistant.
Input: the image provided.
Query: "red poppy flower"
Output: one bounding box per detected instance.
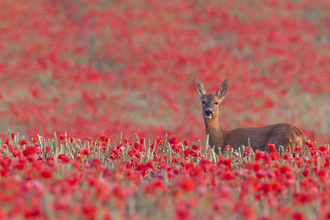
[70,137,75,143]
[58,134,66,141]
[58,154,71,163]
[40,169,52,179]
[192,145,199,150]
[18,139,28,146]
[9,133,15,140]
[136,163,147,171]
[175,205,191,220]
[80,148,91,156]
[179,176,195,192]
[5,138,9,145]
[135,152,142,158]
[255,150,264,161]
[82,204,97,216]
[223,158,232,166]
[0,157,11,167]
[169,137,180,144]
[155,137,163,145]
[319,146,328,152]
[146,160,154,168]
[45,146,51,153]
[134,142,144,151]
[151,178,165,192]
[23,145,37,156]
[268,144,277,152]
[12,150,20,157]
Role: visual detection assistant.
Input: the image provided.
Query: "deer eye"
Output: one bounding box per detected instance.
[214,102,219,105]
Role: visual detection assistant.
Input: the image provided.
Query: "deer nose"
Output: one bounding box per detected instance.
[204,109,213,116]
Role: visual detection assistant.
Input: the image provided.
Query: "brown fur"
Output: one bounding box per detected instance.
[194,78,306,154]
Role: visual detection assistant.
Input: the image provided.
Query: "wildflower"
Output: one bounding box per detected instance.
[169,137,180,144]
[268,144,277,152]
[319,145,328,152]
[179,176,195,192]
[80,148,91,156]
[145,160,154,168]
[135,152,142,158]
[175,205,191,220]
[40,169,52,179]
[58,134,66,141]
[18,139,28,146]
[23,145,37,156]
[192,145,199,150]
[134,142,144,151]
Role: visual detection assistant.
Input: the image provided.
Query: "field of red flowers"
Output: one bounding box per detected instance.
[0,0,329,144]
[0,0,330,219]
[1,133,330,219]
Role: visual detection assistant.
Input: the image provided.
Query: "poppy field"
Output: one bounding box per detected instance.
[0,0,330,142]
[1,133,330,219]
[1,0,330,219]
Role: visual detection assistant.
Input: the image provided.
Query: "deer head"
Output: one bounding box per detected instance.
[194,78,228,120]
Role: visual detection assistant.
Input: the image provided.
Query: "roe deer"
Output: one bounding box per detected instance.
[194,78,306,154]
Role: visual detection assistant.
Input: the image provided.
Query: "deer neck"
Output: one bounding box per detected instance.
[204,117,224,153]
[204,116,221,130]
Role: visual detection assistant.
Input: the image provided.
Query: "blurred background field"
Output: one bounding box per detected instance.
[0,0,329,144]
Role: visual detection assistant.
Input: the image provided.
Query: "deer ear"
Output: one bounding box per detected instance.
[216,79,228,98]
[194,78,206,99]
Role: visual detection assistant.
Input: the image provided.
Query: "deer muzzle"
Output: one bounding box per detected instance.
[204,109,213,118]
